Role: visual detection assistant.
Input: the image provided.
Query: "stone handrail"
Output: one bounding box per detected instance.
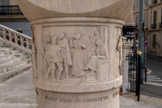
[0,24,32,54]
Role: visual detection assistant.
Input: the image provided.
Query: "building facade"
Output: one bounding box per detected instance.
[134,0,162,57]
[0,0,31,36]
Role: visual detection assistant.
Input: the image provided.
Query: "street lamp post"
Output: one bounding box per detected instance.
[139,0,145,84]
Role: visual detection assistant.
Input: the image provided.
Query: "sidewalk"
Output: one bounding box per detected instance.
[120,57,162,108]
[0,68,161,108]
[0,69,36,108]
[121,93,162,108]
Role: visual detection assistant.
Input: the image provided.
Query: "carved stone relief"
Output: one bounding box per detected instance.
[117,35,122,75]
[116,27,122,76]
[34,26,110,83]
[32,27,38,80]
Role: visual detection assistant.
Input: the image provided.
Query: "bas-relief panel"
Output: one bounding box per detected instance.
[116,27,122,76]
[34,25,110,83]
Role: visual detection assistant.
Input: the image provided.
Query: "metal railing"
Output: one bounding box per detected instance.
[0,5,23,15]
[152,0,158,4]
[0,24,32,54]
[128,51,142,101]
[159,23,162,28]
[151,24,157,29]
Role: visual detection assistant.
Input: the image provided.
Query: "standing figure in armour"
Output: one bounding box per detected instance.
[58,33,72,79]
[46,36,63,82]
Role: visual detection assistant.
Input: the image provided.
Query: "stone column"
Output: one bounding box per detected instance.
[17,0,133,108]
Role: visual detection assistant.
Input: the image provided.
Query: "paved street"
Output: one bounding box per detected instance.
[141,55,162,99]
[146,55,162,79]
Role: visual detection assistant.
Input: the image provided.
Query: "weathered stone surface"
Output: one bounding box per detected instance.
[17,0,133,108]
[17,0,133,21]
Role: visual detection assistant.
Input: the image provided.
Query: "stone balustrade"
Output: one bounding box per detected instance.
[0,24,32,54]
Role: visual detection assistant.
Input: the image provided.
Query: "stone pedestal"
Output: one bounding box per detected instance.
[17,0,133,108]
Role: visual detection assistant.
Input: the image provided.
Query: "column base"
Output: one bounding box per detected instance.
[36,88,119,108]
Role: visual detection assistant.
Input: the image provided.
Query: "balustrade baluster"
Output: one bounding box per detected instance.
[9,31,12,42]
[20,35,23,47]
[26,38,29,49]
[15,33,18,45]
[2,28,6,39]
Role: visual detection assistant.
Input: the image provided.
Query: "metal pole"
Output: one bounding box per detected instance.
[139,0,145,84]
[137,54,141,101]
[145,47,147,82]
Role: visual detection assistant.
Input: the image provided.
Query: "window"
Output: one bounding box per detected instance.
[161,9,162,22]
[152,0,158,4]
[153,11,157,24]
[152,11,157,29]
[135,0,139,9]
[153,34,156,48]
[144,13,146,26]
[160,9,162,28]
[136,33,138,40]
[135,15,139,27]
[0,0,9,6]
[145,0,148,6]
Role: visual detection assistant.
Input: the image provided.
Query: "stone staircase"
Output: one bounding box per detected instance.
[0,24,32,83]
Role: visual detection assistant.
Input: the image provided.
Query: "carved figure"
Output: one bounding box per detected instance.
[85,39,107,73]
[89,31,101,57]
[80,34,91,67]
[94,31,101,40]
[71,34,86,77]
[46,36,63,82]
[89,37,96,56]
[43,35,51,56]
[58,33,72,79]
[96,39,107,58]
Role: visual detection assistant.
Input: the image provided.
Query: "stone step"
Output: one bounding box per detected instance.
[11,49,21,54]
[0,47,10,52]
[0,57,23,66]
[0,64,32,83]
[13,52,24,58]
[0,58,15,66]
[0,41,4,47]
[0,59,30,74]
[0,55,12,60]
[21,55,30,59]
[0,51,8,56]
